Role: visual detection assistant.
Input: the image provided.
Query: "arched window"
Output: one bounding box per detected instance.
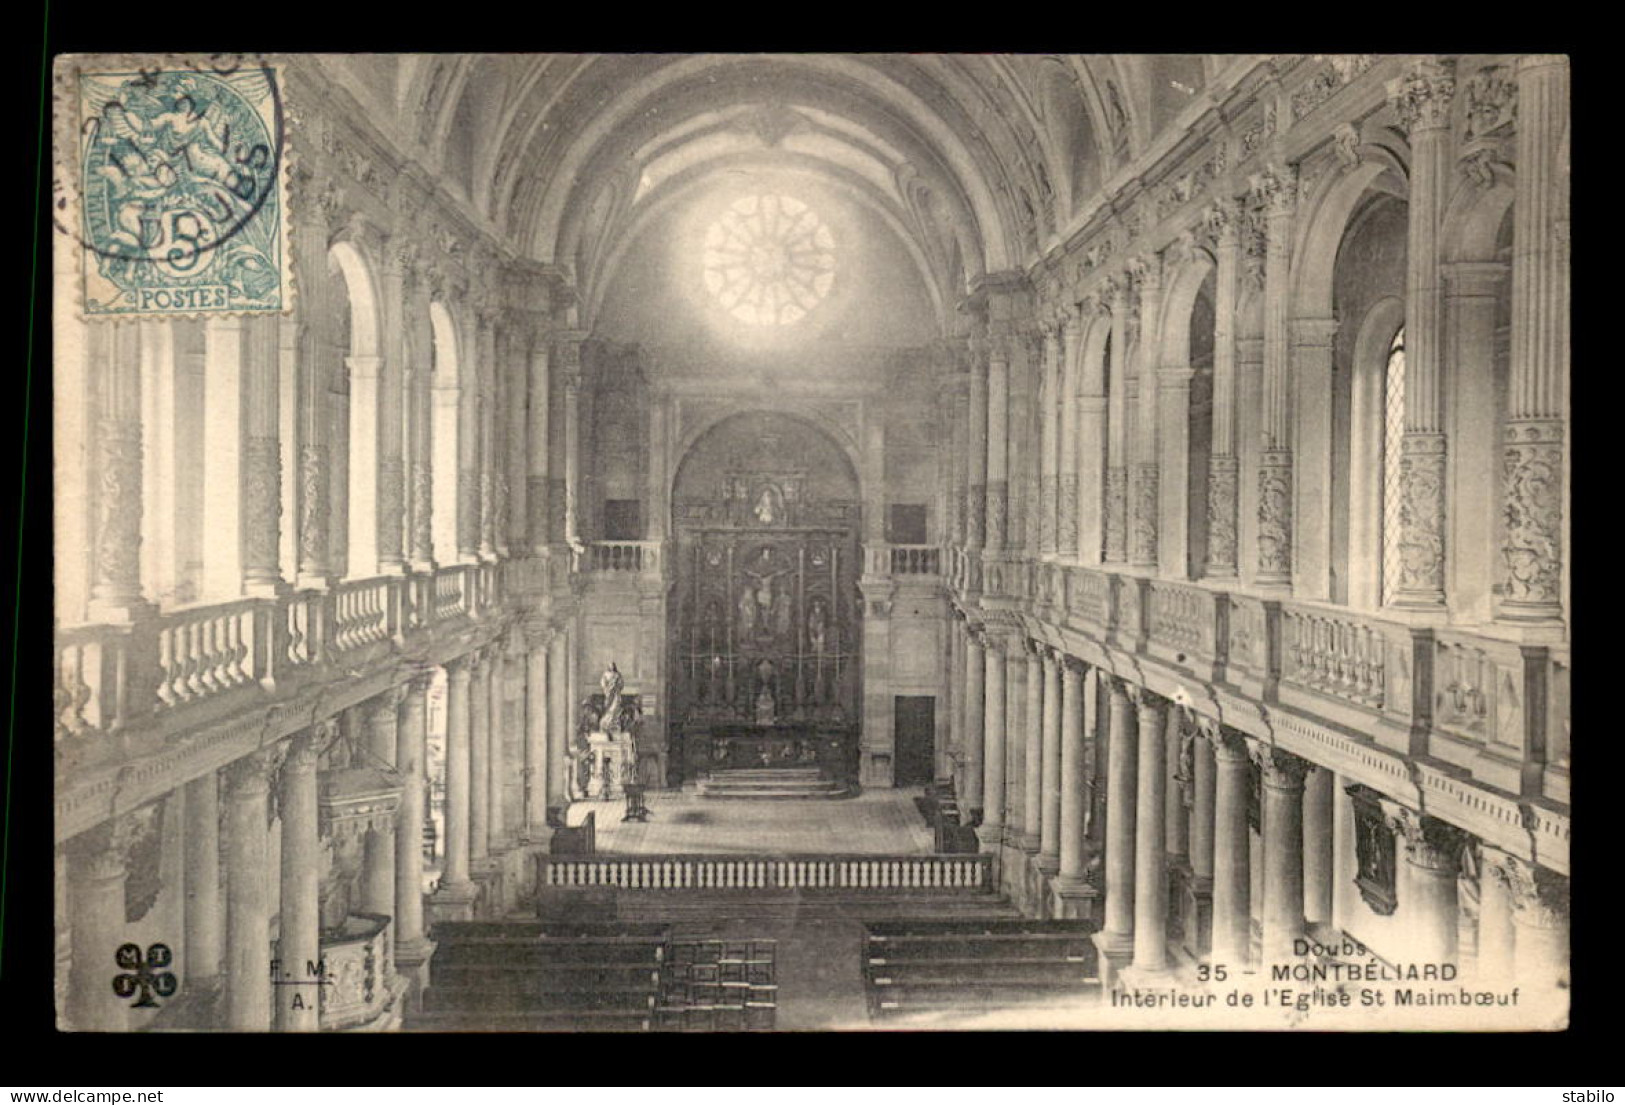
[1380,326,1406,606]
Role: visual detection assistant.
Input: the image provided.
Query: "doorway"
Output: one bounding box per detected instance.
[893,696,935,787]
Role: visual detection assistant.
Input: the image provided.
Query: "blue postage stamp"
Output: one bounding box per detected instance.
[75,58,289,318]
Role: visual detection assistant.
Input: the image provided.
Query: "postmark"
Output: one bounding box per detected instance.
[70,55,289,319]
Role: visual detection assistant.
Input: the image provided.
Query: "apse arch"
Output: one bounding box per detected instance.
[668,405,863,534]
[666,409,867,785]
[583,155,948,333]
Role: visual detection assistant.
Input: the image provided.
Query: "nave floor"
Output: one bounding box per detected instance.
[567,784,936,855]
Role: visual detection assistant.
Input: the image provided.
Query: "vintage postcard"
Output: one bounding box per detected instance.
[50,52,1570,1034]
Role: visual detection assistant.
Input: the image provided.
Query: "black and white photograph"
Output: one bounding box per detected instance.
[47,52,1571,1033]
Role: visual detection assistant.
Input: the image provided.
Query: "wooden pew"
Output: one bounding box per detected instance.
[862,919,1100,1022]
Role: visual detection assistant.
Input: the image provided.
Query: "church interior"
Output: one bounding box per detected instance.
[51,53,1570,1032]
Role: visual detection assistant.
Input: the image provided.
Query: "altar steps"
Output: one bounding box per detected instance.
[697,768,850,799]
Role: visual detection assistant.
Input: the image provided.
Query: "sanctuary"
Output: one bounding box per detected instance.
[51,52,1570,1032]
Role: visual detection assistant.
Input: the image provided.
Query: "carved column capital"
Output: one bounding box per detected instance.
[1248,164,1298,218]
[1385,809,1468,873]
[225,745,284,799]
[1387,57,1458,135]
[282,730,322,779]
[1463,66,1517,141]
[67,811,150,880]
[1249,743,1312,790]
[1503,857,1570,929]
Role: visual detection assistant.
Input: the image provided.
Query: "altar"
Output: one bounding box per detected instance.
[680,723,857,783]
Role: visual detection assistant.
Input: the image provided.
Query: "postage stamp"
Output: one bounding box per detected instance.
[70,57,289,319]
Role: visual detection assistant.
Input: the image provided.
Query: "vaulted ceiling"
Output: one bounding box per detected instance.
[321,54,1227,328]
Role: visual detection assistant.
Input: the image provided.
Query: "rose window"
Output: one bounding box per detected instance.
[702,194,835,325]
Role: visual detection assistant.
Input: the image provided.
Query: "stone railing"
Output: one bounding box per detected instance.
[332,576,394,653]
[889,545,942,576]
[1278,602,1396,712]
[432,565,471,623]
[55,562,509,752]
[537,853,993,894]
[1065,566,1112,630]
[586,540,661,574]
[154,598,265,709]
[1145,581,1222,675]
[55,622,133,744]
[940,544,1567,803]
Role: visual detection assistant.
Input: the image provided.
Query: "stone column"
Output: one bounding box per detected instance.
[1104,277,1131,563]
[985,340,1009,553]
[363,692,402,917]
[1038,649,1063,870]
[407,265,436,573]
[276,731,321,1032]
[224,748,275,1031]
[242,316,286,596]
[1022,643,1044,851]
[648,395,669,544]
[963,631,985,813]
[291,170,337,588]
[440,657,474,892]
[474,308,499,561]
[528,341,552,553]
[1095,676,1137,968]
[487,641,509,848]
[1206,201,1241,578]
[556,334,585,548]
[1003,646,1026,840]
[1131,255,1163,569]
[524,625,552,832]
[947,373,968,547]
[455,324,481,567]
[1302,763,1335,928]
[1190,725,1216,882]
[183,771,223,989]
[395,670,432,955]
[1075,301,1107,565]
[1057,313,1081,558]
[1057,659,1090,882]
[547,633,571,809]
[1476,847,1516,983]
[980,636,1007,844]
[1386,57,1457,607]
[1506,858,1569,1007]
[1164,707,1189,869]
[1389,809,1466,967]
[505,317,531,556]
[1207,724,1252,970]
[87,322,147,621]
[1500,55,1569,624]
[66,820,132,1031]
[1039,324,1060,557]
[1129,689,1169,975]
[966,342,988,552]
[1253,166,1297,587]
[468,650,491,861]
[1254,743,1311,965]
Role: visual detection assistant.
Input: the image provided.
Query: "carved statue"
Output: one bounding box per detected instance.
[752,485,782,524]
[599,662,624,732]
[807,597,828,653]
